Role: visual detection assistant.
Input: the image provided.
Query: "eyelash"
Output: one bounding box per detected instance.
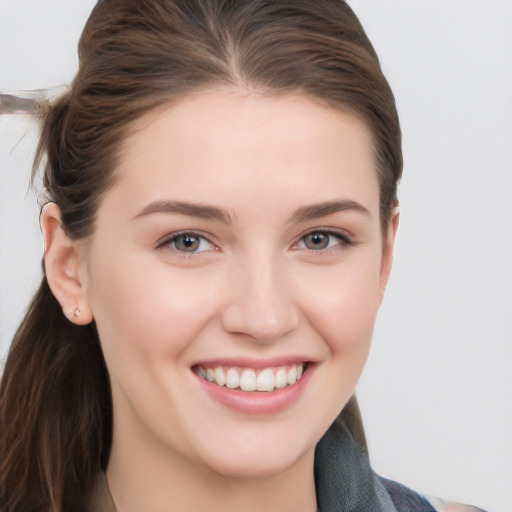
[156,231,217,255]
[156,229,354,256]
[293,229,354,253]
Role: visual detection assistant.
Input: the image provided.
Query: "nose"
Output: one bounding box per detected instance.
[221,259,299,343]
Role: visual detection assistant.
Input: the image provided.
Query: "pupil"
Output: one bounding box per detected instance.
[176,235,199,251]
[306,232,328,250]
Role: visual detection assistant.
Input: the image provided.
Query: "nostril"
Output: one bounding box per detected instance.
[220,266,299,342]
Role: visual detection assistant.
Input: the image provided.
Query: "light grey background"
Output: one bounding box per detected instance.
[1,1,511,511]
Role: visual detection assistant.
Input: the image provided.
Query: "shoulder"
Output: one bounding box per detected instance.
[377,476,488,512]
[427,495,489,512]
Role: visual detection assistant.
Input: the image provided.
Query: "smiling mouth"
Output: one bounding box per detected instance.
[193,363,306,393]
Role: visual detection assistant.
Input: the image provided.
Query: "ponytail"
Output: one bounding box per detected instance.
[1,53,114,512]
[0,276,112,512]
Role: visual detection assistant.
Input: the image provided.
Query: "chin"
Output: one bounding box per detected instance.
[190,424,319,481]
[203,448,311,480]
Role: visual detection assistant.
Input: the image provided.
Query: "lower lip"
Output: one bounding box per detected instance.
[194,364,314,415]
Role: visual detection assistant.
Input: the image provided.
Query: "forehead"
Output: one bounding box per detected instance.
[106,90,379,221]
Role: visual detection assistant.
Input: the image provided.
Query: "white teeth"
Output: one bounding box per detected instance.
[214,367,226,387]
[240,369,257,391]
[274,368,287,389]
[256,368,275,392]
[287,366,297,385]
[225,368,240,389]
[197,363,306,392]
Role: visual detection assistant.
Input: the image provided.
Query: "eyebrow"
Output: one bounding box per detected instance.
[133,198,369,225]
[289,199,370,223]
[133,200,233,224]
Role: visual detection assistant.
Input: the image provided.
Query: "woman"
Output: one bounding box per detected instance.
[0,1,484,511]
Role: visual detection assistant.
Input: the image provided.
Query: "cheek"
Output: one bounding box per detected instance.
[291,257,381,431]
[85,250,217,368]
[296,254,382,369]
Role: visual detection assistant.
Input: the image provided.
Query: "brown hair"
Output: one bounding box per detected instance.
[0,1,401,510]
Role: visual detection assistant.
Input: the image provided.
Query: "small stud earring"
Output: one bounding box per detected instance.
[67,307,81,321]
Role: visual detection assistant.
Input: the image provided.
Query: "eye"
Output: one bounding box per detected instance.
[296,230,351,251]
[157,232,215,253]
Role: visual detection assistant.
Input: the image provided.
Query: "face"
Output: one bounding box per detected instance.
[80,90,396,479]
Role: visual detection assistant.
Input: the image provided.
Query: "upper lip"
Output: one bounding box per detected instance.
[192,356,316,369]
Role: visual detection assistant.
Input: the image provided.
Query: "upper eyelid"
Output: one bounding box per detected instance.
[296,227,353,242]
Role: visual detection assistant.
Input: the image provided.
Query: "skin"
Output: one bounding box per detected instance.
[42,89,398,512]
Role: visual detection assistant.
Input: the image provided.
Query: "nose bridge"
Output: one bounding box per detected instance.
[221,251,299,342]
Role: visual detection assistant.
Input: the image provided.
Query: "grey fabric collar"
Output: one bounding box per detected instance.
[314,413,397,512]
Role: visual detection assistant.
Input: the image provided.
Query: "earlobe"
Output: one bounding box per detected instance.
[40,202,93,325]
[379,208,400,303]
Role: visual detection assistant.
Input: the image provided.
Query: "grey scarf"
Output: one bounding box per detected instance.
[314,412,398,512]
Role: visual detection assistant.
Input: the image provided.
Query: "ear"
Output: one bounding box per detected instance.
[40,202,93,325]
[379,208,400,304]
